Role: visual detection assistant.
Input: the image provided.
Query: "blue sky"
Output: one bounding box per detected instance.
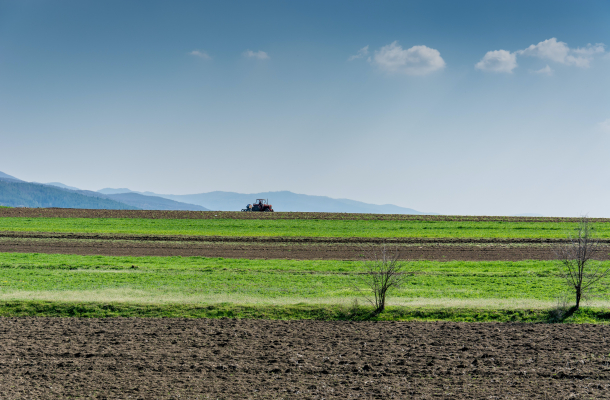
[1,1,609,216]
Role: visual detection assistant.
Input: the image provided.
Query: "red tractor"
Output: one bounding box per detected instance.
[242,199,274,212]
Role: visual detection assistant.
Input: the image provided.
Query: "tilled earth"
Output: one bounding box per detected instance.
[3,232,609,261]
[2,208,608,222]
[1,318,609,399]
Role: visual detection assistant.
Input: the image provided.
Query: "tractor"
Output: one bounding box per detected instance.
[242,199,274,212]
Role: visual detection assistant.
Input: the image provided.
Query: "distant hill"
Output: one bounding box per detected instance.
[102,192,209,211]
[99,189,431,214]
[0,180,139,209]
[2,170,426,213]
[43,185,210,211]
[68,189,209,211]
[168,191,431,213]
[0,171,23,182]
[45,182,81,191]
[98,188,134,195]
[0,173,210,211]
[26,181,209,211]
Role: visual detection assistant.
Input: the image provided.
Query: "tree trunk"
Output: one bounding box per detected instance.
[575,288,581,311]
[376,291,386,314]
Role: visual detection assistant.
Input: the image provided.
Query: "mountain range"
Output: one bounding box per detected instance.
[0,173,209,211]
[98,188,430,214]
[0,170,433,213]
[0,171,22,182]
[0,179,138,209]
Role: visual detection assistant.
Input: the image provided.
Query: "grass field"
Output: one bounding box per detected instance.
[1,217,609,238]
[6,300,610,323]
[1,252,608,311]
[2,215,608,323]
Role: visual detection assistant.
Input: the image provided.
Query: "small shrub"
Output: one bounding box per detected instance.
[357,246,410,316]
[555,216,610,314]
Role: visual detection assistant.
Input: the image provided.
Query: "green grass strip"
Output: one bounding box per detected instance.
[3,217,610,238]
[2,252,606,302]
[0,300,608,324]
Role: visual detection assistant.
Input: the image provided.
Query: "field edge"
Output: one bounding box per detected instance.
[1,300,609,323]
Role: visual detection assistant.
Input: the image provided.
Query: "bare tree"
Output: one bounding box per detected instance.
[555,216,610,313]
[357,246,408,315]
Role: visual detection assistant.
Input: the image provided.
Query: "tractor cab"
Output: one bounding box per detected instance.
[242,199,274,212]
[252,199,273,212]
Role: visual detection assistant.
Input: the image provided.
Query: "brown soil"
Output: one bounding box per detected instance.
[2,208,609,222]
[1,318,609,399]
[0,238,565,261]
[0,231,588,243]
[3,232,608,261]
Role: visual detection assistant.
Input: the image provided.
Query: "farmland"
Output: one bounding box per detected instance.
[4,231,606,261]
[3,252,608,310]
[3,215,610,238]
[4,208,610,238]
[1,209,610,398]
[2,318,610,399]
[1,212,609,314]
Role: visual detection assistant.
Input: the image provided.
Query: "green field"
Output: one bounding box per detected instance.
[1,252,608,311]
[1,215,608,322]
[1,217,608,238]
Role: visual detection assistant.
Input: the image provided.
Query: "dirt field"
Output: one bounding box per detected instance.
[4,209,609,261]
[0,318,608,399]
[2,207,608,222]
[3,232,607,261]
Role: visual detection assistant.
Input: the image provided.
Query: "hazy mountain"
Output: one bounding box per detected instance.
[98,188,135,195]
[0,171,23,182]
[102,192,209,211]
[67,189,210,211]
[0,171,545,215]
[0,172,209,211]
[168,191,431,214]
[45,182,81,191]
[98,188,432,214]
[0,180,139,209]
[2,170,427,213]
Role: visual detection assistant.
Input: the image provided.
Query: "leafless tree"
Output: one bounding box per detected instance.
[555,216,610,313]
[357,246,408,315]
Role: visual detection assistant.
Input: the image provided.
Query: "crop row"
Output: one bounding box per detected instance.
[0,253,608,306]
[1,217,610,238]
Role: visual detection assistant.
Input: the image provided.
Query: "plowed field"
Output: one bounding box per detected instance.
[2,232,609,261]
[1,318,609,399]
[4,208,607,221]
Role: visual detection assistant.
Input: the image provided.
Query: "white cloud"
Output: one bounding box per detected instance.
[371,41,445,75]
[243,50,269,60]
[532,65,553,76]
[475,50,517,73]
[189,50,211,60]
[518,38,569,63]
[517,38,605,68]
[477,38,606,74]
[348,46,369,61]
[598,119,610,133]
[572,43,605,57]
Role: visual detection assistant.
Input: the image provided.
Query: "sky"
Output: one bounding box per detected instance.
[1,0,609,216]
